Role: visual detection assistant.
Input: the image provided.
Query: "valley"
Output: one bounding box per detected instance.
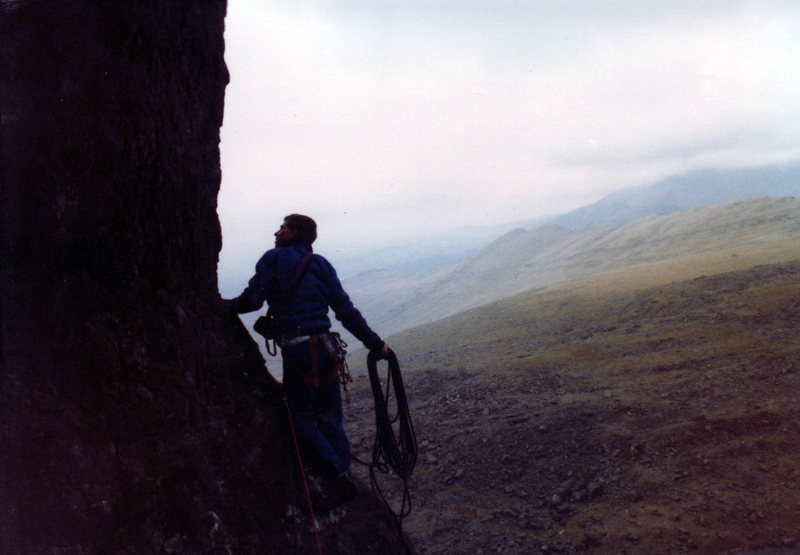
[343,197,800,339]
[343,244,800,553]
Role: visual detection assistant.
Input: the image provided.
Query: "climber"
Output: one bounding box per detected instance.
[227,213,389,510]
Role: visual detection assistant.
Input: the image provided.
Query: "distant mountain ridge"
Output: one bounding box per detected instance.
[551,160,800,230]
[344,196,800,339]
[331,218,544,279]
[337,160,800,283]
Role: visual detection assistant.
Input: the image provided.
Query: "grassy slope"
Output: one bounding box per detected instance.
[344,239,800,554]
[345,197,800,339]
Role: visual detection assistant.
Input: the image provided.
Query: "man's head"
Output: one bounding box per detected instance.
[275,213,317,247]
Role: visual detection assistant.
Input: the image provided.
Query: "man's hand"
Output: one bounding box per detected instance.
[377,342,390,359]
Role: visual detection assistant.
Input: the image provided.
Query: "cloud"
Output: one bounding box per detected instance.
[218,0,800,282]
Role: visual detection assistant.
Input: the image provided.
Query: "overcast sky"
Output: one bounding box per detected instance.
[217,0,800,287]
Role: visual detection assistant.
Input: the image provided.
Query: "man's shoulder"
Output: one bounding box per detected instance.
[263,245,304,258]
[265,245,324,267]
[268,243,336,273]
[257,247,281,263]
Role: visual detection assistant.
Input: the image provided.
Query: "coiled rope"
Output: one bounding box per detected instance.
[355,348,417,526]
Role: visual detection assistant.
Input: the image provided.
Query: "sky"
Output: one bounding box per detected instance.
[217,0,800,290]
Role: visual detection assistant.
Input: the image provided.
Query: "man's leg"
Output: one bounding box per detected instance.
[317,377,351,473]
[282,343,347,478]
[315,341,357,505]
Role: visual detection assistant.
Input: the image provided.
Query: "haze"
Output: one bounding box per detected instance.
[217,0,800,294]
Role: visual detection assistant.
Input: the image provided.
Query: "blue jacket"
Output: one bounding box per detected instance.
[232,241,383,351]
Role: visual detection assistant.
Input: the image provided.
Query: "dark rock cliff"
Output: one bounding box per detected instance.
[1,2,407,552]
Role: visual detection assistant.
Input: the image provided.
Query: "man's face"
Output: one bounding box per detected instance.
[274,221,298,247]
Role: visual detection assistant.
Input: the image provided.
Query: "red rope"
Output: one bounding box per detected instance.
[283,394,323,555]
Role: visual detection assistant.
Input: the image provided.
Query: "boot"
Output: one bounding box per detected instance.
[329,472,358,503]
[312,472,358,513]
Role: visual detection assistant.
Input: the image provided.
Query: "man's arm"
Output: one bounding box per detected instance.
[322,260,387,355]
[229,251,276,313]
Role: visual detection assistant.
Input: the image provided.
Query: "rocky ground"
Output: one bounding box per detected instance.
[342,259,800,554]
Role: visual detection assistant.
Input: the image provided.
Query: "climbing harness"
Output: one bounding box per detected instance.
[283,331,351,392]
[354,349,417,527]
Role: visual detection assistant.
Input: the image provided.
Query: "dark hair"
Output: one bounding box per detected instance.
[283,214,317,244]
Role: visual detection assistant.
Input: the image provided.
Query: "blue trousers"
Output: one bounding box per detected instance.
[282,334,350,478]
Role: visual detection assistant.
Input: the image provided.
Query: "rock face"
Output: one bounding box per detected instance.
[1,2,406,553]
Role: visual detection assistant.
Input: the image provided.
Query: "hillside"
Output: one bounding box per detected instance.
[333,161,800,282]
[221,162,800,306]
[552,161,800,230]
[344,254,800,553]
[344,197,800,339]
[331,219,545,280]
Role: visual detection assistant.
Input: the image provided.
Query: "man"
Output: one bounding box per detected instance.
[229,214,388,509]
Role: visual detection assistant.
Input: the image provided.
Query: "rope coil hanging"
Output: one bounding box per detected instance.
[360,348,417,522]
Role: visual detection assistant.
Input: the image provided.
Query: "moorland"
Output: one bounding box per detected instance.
[339,198,800,554]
